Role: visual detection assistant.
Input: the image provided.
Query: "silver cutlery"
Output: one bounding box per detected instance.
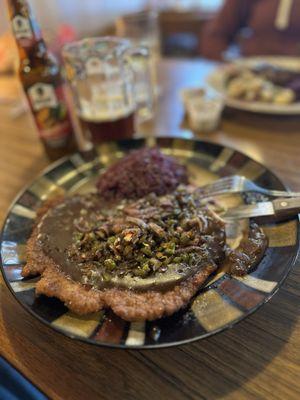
[200,175,300,198]
[223,197,300,220]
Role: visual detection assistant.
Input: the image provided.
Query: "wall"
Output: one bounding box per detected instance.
[30,0,148,36]
[0,0,148,36]
[0,0,223,37]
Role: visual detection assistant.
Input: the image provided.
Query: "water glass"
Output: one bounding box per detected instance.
[116,10,161,105]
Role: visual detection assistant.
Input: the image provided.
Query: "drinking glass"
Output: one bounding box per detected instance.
[62,37,153,145]
[116,11,161,102]
[184,89,224,132]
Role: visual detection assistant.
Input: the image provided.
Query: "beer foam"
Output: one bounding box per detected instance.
[78,101,135,122]
[76,77,135,122]
[78,89,135,122]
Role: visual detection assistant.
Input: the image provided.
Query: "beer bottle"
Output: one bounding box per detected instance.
[7,0,76,160]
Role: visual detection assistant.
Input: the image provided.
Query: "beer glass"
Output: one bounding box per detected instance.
[62,37,153,145]
[116,11,160,100]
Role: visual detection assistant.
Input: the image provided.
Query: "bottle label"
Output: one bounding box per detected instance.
[28,83,58,111]
[26,83,72,142]
[12,15,33,40]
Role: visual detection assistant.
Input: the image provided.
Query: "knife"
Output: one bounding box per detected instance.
[222,198,300,220]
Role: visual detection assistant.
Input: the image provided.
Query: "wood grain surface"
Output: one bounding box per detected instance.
[0,59,300,400]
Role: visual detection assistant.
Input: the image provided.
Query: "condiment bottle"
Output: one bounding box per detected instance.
[7,0,76,160]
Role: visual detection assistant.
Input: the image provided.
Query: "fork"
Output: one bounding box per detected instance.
[199,175,300,198]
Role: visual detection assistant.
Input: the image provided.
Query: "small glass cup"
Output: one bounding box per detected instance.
[184,88,224,132]
[116,11,161,103]
[62,37,153,146]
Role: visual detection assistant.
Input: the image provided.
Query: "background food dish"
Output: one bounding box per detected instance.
[208,57,300,114]
[1,137,298,348]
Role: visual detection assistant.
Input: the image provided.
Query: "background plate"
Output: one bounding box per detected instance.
[207,56,300,115]
[1,137,299,349]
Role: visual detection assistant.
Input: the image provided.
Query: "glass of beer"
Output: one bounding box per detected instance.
[115,11,161,102]
[62,37,153,145]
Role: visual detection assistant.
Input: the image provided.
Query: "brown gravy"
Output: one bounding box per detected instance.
[37,190,267,291]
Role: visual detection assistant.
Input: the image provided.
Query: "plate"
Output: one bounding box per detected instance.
[207,56,300,114]
[1,137,299,349]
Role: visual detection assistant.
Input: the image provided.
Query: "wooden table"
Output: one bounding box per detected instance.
[0,59,299,400]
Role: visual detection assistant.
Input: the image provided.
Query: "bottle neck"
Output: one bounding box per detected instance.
[7,0,43,51]
[7,0,54,69]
